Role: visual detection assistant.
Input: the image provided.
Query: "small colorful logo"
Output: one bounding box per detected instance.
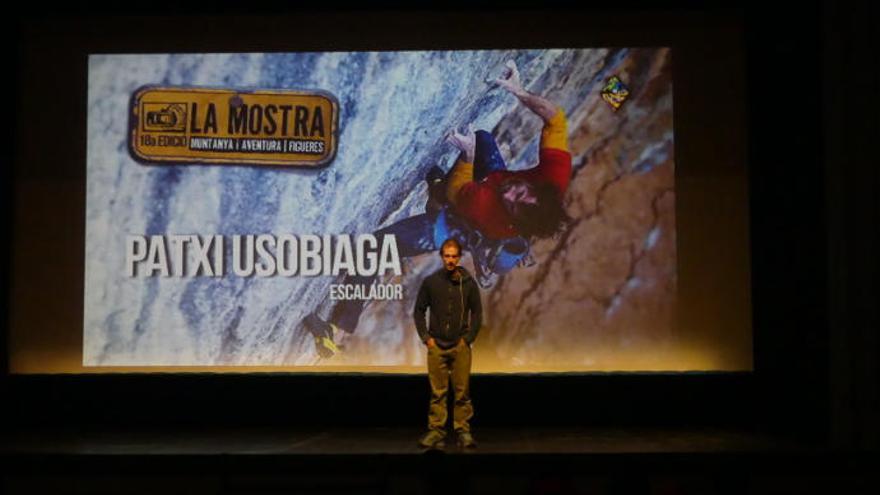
[601,76,630,111]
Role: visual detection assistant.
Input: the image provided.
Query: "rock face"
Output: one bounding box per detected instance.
[339,48,676,371]
[481,48,677,371]
[85,49,675,370]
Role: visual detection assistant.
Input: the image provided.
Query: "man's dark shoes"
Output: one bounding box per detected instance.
[457,431,477,449]
[417,430,446,450]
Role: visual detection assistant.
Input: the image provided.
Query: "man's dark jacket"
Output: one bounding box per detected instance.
[414,266,482,348]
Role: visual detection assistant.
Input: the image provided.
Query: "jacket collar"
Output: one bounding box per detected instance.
[437,266,471,283]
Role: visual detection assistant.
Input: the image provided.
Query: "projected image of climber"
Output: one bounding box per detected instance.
[303,60,573,358]
[85,49,679,371]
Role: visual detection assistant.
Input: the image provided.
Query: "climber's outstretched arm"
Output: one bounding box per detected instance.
[493,60,559,123]
[444,124,476,205]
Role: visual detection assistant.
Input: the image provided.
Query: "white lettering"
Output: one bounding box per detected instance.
[124,233,403,278]
[300,234,322,276]
[277,234,298,276]
[145,235,170,277]
[125,235,147,277]
[255,234,276,277]
[379,234,402,276]
[191,235,214,276]
[332,234,355,276]
[232,235,254,276]
[169,234,189,276]
[356,234,378,276]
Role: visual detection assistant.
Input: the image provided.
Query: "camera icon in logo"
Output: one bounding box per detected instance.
[142,102,187,133]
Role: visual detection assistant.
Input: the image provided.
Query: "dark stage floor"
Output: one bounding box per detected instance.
[1,426,876,494]
[1,425,799,456]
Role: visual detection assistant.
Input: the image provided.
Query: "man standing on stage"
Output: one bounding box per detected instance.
[414,238,482,450]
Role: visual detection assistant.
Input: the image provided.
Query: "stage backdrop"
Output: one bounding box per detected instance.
[85,49,681,372]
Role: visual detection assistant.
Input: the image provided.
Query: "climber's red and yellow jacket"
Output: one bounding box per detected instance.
[446,108,571,239]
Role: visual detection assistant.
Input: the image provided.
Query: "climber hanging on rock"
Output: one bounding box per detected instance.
[303,60,573,359]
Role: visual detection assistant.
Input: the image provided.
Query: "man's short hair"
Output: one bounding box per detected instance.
[440,238,462,256]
